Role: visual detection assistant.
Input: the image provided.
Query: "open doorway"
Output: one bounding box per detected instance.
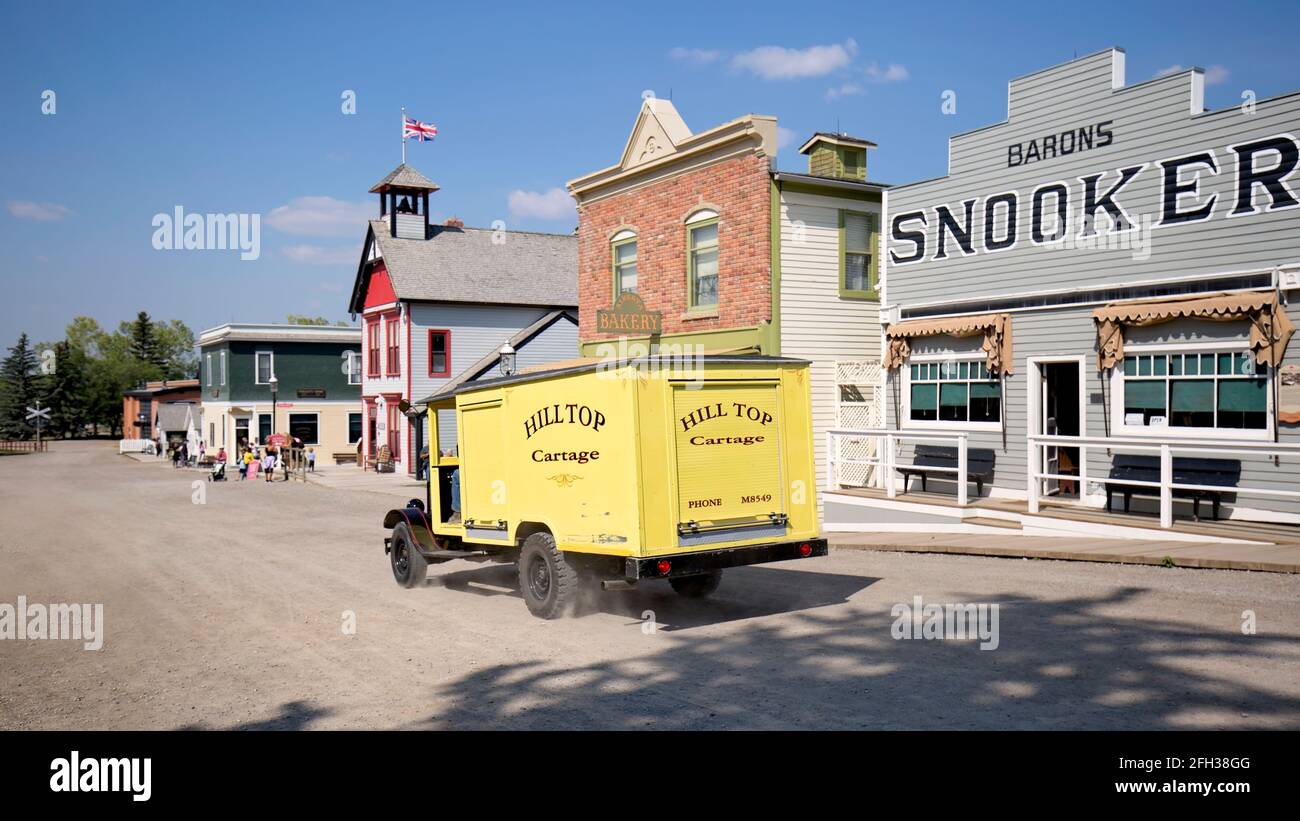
[1032,358,1083,499]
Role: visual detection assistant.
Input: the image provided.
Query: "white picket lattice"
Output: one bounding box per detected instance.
[833,360,883,487]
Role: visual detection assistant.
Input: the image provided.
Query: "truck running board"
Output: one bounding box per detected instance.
[422,549,492,563]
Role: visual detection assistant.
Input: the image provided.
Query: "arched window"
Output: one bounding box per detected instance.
[685,210,719,310]
[611,229,637,297]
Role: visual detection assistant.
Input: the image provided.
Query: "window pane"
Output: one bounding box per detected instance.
[910,364,919,380]
[958,362,969,379]
[348,413,362,444]
[1201,353,1216,374]
[692,247,718,307]
[1170,355,1182,376]
[1125,380,1166,424]
[614,241,636,265]
[1218,379,1267,429]
[1170,379,1214,427]
[844,212,871,253]
[910,383,937,421]
[970,381,1001,423]
[844,253,869,291]
[1138,356,1151,376]
[1123,357,1136,376]
[690,222,718,249]
[1218,353,1233,375]
[1153,355,1167,376]
[939,383,968,421]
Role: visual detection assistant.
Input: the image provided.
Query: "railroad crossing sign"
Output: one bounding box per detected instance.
[26,405,51,448]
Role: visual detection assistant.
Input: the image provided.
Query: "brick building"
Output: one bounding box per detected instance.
[567,98,890,502]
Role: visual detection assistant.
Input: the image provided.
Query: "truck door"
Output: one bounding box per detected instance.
[671,382,788,547]
[458,401,510,542]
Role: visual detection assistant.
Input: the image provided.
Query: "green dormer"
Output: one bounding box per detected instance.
[799,132,876,181]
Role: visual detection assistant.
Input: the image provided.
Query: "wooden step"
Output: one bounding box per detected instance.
[964,516,1023,530]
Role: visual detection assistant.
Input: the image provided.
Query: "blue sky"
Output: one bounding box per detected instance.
[2,0,1298,345]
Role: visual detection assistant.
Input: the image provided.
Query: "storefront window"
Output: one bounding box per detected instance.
[909,359,1001,423]
[348,412,362,445]
[288,413,319,445]
[1121,351,1267,430]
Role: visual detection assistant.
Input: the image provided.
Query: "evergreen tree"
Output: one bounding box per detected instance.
[128,311,163,370]
[0,333,38,438]
[47,340,89,438]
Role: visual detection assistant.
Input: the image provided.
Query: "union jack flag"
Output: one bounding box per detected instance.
[403,117,438,141]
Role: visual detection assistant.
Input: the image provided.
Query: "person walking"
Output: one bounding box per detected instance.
[263,448,275,483]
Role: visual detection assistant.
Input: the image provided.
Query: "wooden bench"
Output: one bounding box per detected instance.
[1106,454,1241,521]
[333,452,358,465]
[896,444,996,497]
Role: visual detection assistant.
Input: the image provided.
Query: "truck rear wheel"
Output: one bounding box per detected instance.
[518,532,577,619]
[669,570,722,598]
[390,522,428,588]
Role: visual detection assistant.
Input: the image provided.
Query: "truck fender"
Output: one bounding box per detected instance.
[383,505,435,555]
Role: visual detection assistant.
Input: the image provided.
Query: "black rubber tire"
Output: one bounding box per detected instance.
[390,522,428,588]
[669,570,723,598]
[517,531,577,619]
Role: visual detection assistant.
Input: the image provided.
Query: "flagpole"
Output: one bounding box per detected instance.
[401,107,406,164]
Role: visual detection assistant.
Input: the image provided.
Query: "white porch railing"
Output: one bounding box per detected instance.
[1027,435,1300,529]
[119,438,156,454]
[825,429,971,506]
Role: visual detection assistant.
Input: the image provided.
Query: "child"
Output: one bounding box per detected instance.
[307,448,315,472]
[237,449,248,480]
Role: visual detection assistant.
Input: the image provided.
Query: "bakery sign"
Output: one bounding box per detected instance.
[597,292,663,335]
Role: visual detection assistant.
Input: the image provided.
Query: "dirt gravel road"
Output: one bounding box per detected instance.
[2,441,1298,730]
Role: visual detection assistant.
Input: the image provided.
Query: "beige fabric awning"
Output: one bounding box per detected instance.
[1093,291,1295,371]
[884,313,1014,375]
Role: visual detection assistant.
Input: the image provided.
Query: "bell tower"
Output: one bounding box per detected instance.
[369,163,440,239]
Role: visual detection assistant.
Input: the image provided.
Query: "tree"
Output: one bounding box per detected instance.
[46,340,90,438]
[153,319,198,379]
[128,311,163,370]
[0,333,39,438]
[286,314,330,326]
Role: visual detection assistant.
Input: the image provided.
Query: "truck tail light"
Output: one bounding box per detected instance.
[656,560,672,575]
[798,543,812,557]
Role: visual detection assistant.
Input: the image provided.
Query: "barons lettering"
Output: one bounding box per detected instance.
[524,403,606,439]
[1008,120,1114,167]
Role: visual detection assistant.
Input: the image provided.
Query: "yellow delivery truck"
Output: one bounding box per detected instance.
[380,355,828,618]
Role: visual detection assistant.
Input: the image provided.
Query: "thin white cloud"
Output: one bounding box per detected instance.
[1203,64,1230,85]
[865,62,909,83]
[507,188,574,221]
[265,196,373,238]
[1156,63,1228,85]
[825,83,865,101]
[7,200,73,221]
[776,126,798,151]
[731,39,857,80]
[282,244,359,266]
[669,47,723,65]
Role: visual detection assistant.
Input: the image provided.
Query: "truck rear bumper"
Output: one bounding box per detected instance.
[623,538,828,580]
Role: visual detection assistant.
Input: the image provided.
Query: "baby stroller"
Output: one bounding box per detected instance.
[209,460,227,482]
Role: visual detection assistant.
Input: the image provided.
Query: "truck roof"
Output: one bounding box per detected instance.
[419,354,810,405]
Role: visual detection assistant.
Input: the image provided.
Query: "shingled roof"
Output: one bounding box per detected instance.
[351,220,577,312]
[369,163,440,193]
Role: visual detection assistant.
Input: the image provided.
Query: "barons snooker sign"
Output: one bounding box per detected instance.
[597,292,663,335]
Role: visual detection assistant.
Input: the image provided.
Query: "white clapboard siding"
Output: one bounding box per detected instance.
[778,189,884,510]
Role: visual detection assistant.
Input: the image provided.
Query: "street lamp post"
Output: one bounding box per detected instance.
[269,376,278,446]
